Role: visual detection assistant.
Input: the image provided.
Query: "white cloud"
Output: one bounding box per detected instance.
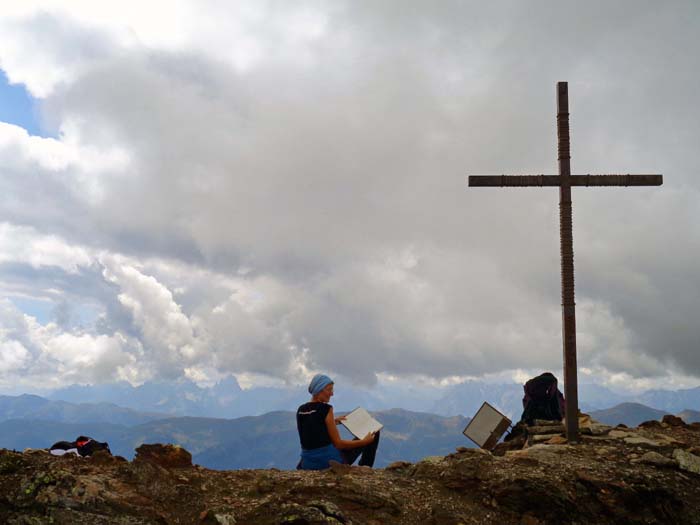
[100,254,206,375]
[0,222,93,273]
[0,122,131,228]
[0,298,146,389]
[1,1,699,392]
[44,330,141,381]
[0,1,331,97]
[0,340,30,372]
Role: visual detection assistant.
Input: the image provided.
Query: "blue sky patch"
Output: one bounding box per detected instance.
[10,296,54,324]
[0,69,48,137]
[10,295,100,328]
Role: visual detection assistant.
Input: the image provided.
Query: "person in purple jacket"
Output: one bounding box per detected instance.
[296,374,380,470]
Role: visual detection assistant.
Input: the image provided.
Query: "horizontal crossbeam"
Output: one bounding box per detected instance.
[468,174,662,187]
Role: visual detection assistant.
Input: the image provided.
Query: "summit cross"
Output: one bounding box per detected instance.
[468,82,662,442]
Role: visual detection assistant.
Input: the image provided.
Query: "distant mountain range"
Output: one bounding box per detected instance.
[3,390,700,469]
[677,409,700,424]
[0,394,168,426]
[638,388,700,414]
[424,381,623,419]
[3,374,700,470]
[0,394,471,469]
[33,377,700,422]
[44,377,442,419]
[431,381,700,421]
[589,403,700,427]
[589,402,668,427]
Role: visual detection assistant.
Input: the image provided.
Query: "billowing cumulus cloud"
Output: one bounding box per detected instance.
[0,222,92,272]
[0,340,30,373]
[0,1,699,391]
[0,297,145,391]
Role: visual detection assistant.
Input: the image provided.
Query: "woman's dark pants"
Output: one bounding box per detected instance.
[341,431,380,467]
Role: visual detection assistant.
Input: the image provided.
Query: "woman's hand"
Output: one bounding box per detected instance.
[361,431,377,446]
[334,415,347,425]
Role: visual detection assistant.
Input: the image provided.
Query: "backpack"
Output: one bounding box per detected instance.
[50,436,111,457]
[520,372,565,425]
[76,436,111,456]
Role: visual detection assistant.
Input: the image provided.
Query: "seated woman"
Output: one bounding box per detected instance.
[296,374,380,470]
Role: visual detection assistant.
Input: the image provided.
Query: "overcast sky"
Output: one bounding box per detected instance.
[0,0,698,394]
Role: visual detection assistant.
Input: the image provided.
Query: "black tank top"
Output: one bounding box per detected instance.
[296,402,332,450]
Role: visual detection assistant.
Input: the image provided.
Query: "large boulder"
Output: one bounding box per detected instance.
[134,443,193,468]
[662,415,687,428]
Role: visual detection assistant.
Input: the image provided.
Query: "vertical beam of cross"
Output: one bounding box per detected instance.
[467,82,662,444]
[556,82,579,442]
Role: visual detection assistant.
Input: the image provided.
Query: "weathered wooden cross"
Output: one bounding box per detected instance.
[468,82,662,442]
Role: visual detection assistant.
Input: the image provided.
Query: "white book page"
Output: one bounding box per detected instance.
[341,407,383,439]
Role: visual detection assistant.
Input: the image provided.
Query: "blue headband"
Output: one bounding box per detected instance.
[308,374,333,395]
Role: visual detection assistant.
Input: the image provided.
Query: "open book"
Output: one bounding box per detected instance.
[341,407,383,439]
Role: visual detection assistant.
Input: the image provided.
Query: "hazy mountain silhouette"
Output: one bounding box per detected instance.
[638,386,700,414]
[678,409,700,423]
[10,377,700,428]
[46,377,441,418]
[0,394,168,425]
[589,402,667,427]
[0,400,470,469]
[430,380,632,421]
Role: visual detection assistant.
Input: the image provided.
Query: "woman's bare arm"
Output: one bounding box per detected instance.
[325,407,374,450]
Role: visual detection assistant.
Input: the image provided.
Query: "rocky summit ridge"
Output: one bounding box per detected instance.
[2,416,700,524]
